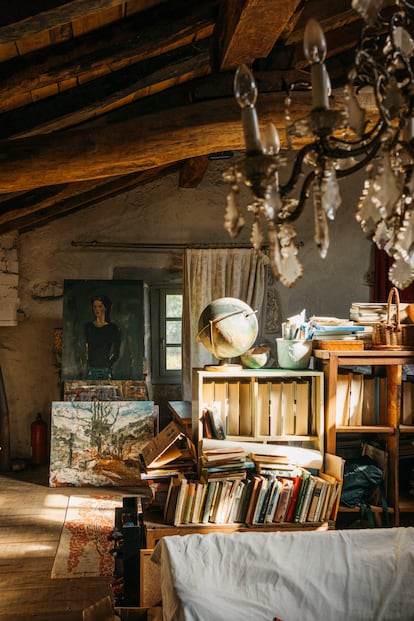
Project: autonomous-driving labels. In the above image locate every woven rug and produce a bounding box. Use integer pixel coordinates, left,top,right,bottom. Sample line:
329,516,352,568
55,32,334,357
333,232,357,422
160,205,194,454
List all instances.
51,494,122,579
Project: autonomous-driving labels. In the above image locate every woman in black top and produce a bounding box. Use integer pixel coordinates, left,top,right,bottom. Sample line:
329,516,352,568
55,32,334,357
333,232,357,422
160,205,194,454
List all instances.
84,295,121,380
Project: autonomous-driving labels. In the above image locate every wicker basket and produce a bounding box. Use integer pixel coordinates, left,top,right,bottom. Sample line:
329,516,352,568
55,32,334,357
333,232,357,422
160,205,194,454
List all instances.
372,287,414,350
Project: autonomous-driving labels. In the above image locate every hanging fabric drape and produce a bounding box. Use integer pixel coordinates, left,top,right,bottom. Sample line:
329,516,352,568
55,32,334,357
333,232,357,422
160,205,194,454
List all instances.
182,248,267,401
374,246,414,302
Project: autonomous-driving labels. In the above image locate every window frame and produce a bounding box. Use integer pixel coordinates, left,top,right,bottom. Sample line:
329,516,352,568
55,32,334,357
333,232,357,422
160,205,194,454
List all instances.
151,285,182,384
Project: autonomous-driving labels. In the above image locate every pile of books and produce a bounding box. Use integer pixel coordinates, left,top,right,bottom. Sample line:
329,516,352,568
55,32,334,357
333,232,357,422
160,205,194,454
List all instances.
310,316,366,342
139,421,198,511
199,444,255,482
349,302,410,324
139,420,197,479
349,302,414,348
162,450,344,527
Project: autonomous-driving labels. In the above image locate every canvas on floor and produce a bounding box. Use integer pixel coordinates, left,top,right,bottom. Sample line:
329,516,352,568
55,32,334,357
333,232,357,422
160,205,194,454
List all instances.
49,400,156,487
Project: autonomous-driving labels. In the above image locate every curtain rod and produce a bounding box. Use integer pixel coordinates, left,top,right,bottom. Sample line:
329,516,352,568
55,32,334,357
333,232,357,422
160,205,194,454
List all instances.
71,241,264,251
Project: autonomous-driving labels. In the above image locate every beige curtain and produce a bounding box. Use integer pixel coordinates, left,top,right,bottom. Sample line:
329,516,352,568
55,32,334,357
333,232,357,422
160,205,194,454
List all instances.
182,248,267,401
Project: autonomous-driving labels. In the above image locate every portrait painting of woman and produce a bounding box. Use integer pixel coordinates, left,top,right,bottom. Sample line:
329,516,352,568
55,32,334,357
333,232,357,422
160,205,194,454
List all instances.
85,295,121,380
61,280,145,381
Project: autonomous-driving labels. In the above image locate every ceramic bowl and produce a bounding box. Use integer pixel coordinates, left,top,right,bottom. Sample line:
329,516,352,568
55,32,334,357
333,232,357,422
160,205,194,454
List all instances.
240,346,270,369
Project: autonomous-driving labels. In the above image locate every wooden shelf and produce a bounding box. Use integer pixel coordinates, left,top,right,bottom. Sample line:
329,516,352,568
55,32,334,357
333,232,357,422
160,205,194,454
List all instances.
400,425,414,433
192,368,324,453
398,493,414,513
339,505,394,514
144,513,334,549
335,425,394,434
314,348,414,527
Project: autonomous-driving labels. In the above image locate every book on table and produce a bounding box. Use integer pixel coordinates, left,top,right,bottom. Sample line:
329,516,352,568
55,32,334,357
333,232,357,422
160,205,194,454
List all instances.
273,478,294,523
306,476,325,522
264,478,283,523
293,470,312,523
284,475,304,523
206,402,226,440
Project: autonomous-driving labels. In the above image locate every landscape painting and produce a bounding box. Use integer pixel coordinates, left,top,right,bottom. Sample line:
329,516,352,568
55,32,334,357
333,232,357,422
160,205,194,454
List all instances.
49,400,156,487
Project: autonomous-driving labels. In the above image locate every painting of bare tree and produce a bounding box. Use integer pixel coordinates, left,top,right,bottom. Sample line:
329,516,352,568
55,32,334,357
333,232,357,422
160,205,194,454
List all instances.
49,400,156,487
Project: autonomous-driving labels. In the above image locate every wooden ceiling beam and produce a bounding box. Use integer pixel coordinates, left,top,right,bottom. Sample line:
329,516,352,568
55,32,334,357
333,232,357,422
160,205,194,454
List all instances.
0,1,134,43
214,0,302,70
0,91,315,193
0,2,216,109
283,0,359,44
1,41,212,139
0,83,373,196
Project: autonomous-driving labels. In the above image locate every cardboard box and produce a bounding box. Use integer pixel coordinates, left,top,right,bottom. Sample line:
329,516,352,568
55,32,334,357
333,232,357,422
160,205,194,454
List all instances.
82,596,162,621
117,607,162,621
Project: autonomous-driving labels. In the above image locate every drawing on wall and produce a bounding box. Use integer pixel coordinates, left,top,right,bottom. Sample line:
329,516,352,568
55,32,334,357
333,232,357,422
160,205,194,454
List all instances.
49,400,156,487
61,280,144,381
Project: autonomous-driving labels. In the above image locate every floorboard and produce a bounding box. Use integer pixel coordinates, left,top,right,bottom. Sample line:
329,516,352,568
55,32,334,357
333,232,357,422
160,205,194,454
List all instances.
0,466,138,620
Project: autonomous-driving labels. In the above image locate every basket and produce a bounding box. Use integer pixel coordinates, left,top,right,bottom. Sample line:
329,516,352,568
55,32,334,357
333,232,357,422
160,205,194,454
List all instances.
372,287,414,350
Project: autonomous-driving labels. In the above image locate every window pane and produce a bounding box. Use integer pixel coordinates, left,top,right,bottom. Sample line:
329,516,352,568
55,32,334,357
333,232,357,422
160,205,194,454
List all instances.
166,346,181,370
166,294,182,318
166,320,181,344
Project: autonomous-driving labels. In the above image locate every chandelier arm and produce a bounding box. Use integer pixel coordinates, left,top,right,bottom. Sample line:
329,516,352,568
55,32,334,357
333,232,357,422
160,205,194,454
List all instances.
277,171,316,223
224,7,414,289
328,115,384,149
320,136,384,177
279,142,319,197
335,144,383,178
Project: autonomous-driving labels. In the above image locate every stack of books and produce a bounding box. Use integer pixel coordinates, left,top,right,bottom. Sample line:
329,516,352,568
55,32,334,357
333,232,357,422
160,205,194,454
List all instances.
335,370,388,427
139,420,197,479
349,302,410,324
162,451,344,527
349,302,414,348
199,444,254,482
309,316,367,349
139,421,198,514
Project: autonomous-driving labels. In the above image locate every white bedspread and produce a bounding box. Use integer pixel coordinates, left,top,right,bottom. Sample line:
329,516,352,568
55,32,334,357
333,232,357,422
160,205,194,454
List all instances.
151,527,414,621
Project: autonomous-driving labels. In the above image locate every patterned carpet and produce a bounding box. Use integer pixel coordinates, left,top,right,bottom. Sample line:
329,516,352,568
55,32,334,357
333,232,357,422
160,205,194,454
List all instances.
51,495,122,578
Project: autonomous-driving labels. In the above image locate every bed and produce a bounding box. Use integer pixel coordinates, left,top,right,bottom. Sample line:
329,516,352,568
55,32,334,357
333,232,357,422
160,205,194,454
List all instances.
151,527,414,621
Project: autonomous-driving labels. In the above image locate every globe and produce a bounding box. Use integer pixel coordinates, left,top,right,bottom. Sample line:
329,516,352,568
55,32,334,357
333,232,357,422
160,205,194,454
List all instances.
196,297,258,368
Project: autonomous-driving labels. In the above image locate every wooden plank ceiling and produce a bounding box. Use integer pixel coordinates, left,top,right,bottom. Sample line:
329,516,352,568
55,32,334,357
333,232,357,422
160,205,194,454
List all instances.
0,0,364,233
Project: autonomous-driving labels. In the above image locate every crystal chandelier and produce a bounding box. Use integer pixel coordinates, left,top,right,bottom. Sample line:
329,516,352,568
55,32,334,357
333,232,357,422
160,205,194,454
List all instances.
223,0,414,288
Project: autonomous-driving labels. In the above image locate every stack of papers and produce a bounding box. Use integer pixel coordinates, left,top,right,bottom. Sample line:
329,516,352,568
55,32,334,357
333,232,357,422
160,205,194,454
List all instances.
350,302,409,324
309,317,365,341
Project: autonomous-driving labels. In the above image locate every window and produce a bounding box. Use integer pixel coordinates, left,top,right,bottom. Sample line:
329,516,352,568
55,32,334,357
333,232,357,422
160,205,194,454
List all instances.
151,286,182,383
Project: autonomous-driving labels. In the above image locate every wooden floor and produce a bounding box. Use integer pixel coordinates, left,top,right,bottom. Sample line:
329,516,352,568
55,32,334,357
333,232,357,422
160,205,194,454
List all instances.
0,465,147,621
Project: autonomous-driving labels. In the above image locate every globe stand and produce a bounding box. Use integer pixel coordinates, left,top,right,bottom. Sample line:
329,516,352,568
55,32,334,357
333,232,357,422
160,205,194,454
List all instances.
196,297,259,373
204,359,242,372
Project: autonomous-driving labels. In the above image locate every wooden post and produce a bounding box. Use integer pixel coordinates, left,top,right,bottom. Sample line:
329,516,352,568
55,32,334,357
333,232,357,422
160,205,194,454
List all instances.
0,366,11,472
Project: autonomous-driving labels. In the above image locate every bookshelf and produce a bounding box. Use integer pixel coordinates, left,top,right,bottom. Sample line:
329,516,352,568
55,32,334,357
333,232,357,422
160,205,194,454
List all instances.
191,368,324,454
314,349,414,526
144,514,333,549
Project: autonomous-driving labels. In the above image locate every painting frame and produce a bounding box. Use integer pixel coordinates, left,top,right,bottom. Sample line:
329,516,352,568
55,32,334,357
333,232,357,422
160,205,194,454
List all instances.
49,400,157,487
61,279,144,381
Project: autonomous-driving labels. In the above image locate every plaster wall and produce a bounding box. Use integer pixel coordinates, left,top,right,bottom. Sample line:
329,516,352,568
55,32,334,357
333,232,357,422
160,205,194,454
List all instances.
0,159,372,459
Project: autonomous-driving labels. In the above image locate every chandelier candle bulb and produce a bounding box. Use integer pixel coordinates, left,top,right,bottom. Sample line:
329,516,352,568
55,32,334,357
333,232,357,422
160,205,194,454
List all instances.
310,63,330,110
234,64,262,152
304,18,329,110
223,2,414,290
263,123,280,155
